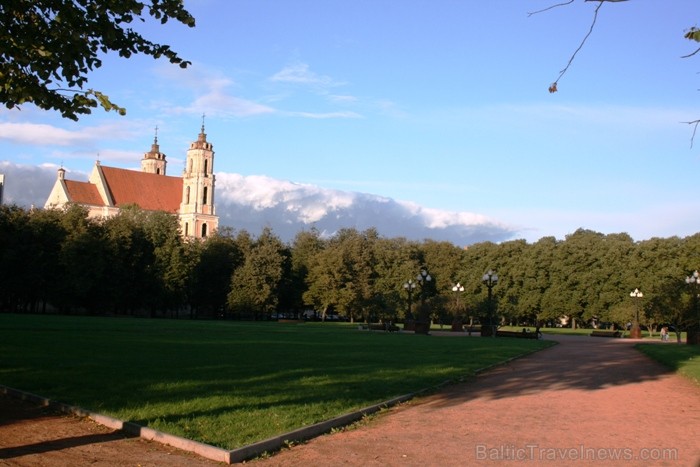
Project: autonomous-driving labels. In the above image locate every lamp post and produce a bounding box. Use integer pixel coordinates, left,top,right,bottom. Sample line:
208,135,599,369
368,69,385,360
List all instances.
482,270,499,337
685,270,699,345
417,269,432,304
452,282,465,332
403,279,417,325
629,288,643,339
414,269,432,334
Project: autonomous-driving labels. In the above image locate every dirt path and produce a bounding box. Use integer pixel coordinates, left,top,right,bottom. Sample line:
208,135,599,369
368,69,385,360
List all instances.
254,336,700,466
1,335,699,466
0,396,222,467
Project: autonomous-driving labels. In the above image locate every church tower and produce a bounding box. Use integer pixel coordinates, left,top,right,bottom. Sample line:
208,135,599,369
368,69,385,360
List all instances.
179,121,218,239
141,128,167,175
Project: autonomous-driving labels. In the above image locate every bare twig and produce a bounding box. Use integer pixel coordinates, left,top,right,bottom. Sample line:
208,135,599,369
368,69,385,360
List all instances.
681,46,700,59
548,1,605,92
527,0,574,17
683,120,700,149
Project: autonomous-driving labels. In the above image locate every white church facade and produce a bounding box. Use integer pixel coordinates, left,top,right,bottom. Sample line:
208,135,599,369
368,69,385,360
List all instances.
45,125,218,239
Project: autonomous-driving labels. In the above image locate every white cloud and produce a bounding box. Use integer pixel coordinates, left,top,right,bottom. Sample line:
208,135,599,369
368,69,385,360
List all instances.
284,111,362,119
0,122,137,147
214,172,515,244
188,93,275,118
158,62,276,118
269,62,342,88
0,162,516,245
328,95,358,103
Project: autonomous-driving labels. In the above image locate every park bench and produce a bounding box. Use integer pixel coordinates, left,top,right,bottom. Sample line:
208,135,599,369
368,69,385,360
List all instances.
365,323,400,332
590,330,622,338
495,330,540,339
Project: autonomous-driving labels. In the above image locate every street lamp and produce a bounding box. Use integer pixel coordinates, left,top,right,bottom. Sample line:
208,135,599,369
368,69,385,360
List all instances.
403,279,417,322
417,269,432,304
412,269,432,334
452,282,464,306
685,270,699,345
482,270,499,337
629,288,643,339
452,282,465,332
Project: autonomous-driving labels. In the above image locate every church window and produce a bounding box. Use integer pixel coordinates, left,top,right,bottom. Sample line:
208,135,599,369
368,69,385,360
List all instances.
201,223,208,237
184,222,189,237
202,186,208,205
204,159,208,174
185,186,190,204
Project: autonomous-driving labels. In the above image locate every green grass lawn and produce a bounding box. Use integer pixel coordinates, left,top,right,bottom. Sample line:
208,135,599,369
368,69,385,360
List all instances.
0,314,553,449
636,343,700,386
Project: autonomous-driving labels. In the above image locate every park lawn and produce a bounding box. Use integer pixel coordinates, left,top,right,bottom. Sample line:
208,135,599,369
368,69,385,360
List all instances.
636,343,700,386
0,314,554,450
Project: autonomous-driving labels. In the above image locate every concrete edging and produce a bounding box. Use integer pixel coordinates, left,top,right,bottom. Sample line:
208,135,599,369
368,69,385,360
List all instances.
0,384,415,464
0,385,231,463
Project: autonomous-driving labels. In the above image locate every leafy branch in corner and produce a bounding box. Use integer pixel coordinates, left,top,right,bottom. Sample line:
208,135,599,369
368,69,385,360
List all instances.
0,0,195,120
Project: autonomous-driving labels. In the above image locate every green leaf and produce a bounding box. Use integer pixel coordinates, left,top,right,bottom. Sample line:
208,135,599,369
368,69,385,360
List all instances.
684,27,700,43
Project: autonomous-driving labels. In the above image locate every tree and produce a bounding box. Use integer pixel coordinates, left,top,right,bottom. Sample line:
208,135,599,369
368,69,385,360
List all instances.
285,228,325,317
187,228,242,318
303,228,379,323
0,0,195,120
57,206,110,313
227,227,288,320
100,206,157,314
0,205,32,312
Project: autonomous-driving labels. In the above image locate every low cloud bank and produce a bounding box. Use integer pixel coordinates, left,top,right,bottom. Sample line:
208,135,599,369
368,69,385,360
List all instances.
0,162,517,245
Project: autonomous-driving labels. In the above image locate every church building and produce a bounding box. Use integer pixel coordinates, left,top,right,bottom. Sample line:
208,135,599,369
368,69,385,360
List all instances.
44,125,218,239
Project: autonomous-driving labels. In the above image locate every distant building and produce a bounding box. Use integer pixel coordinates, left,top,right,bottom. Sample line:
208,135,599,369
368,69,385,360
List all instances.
0,173,4,205
44,125,218,239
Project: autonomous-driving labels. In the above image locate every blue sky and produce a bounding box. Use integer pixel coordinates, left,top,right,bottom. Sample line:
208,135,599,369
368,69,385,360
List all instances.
1,0,699,244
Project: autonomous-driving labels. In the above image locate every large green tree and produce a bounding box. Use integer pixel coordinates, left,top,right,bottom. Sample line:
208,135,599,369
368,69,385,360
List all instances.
227,227,288,320
0,0,194,119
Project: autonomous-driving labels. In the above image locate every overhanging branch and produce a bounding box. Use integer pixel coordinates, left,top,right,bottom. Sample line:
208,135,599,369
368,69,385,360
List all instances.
527,1,574,17
683,120,700,148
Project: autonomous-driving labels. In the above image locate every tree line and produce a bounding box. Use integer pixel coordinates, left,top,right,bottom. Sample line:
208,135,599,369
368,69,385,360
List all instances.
1,204,699,336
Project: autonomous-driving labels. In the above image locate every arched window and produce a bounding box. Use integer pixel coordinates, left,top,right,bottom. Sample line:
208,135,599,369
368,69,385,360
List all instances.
201,223,208,238
156,168,160,175
184,222,189,237
204,159,208,175
202,186,208,205
185,186,190,204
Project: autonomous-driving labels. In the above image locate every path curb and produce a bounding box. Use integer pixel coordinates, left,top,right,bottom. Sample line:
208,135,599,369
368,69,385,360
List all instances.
0,384,414,464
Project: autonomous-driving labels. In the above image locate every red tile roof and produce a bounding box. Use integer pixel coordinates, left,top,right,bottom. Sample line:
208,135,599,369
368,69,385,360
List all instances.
100,166,182,213
64,180,103,206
